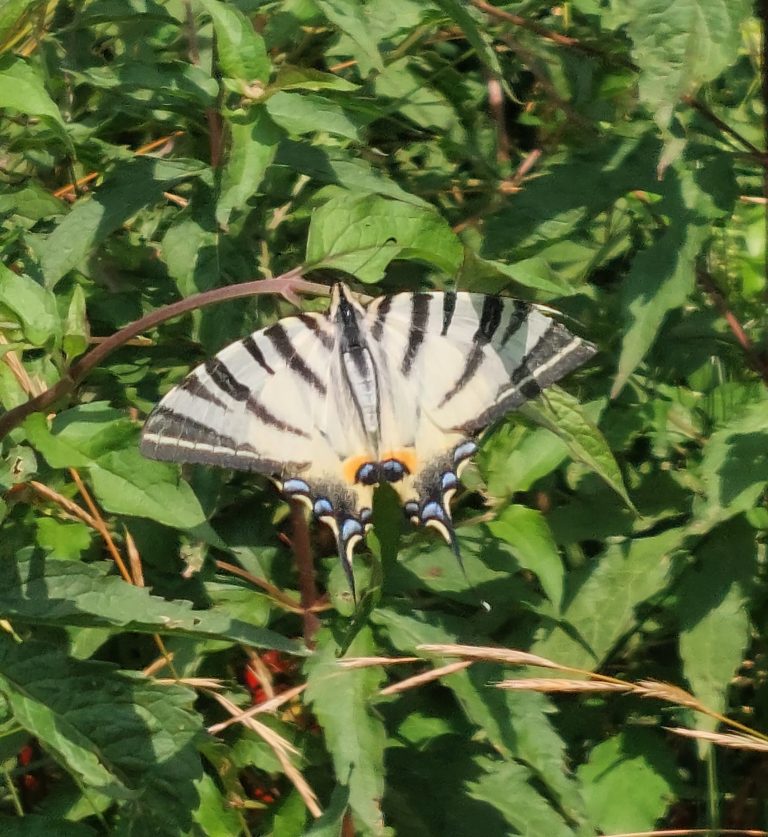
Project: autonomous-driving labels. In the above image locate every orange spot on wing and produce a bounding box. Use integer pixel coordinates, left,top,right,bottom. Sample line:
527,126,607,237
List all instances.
342,454,371,485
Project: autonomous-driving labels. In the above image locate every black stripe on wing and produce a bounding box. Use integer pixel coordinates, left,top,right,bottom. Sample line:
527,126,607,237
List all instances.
370,296,392,341
457,326,597,433
265,323,327,395
500,301,531,345
475,296,503,344
141,407,309,473
401,294,430,376
298,313,335,350
242,335,275,375
205,357,250,401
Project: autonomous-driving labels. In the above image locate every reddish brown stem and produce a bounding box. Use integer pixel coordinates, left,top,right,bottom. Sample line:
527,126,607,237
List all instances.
290,500,321,647
698,269,768,387
0,271,328,440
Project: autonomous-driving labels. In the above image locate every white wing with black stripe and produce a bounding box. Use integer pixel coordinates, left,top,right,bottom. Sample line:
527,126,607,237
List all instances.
141,283,596,597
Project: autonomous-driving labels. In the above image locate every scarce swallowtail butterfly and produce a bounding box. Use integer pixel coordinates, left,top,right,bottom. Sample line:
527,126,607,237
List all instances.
140,284,596,599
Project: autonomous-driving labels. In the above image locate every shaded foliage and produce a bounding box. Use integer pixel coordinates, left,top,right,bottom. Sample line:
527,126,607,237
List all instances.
0,0,766,834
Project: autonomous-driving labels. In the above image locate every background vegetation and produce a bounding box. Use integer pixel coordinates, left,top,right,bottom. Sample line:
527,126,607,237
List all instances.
0,0,766,834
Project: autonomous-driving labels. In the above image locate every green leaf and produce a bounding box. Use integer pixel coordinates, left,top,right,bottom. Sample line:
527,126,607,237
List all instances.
305,627,387,834
692,399,768,532
315,0,384,74
480,398,604,499
613,163,734,396
523,388,635,510
624,0,752,137
272,65,359,92
0,264,60,347
373,607,590,826
533,528,687,669
678,520,756,735
0,55,70,147
276,142,430,206
29,157,206,289
468,758,573,837
198,0,270,83
0,634,203,833
487,504,564,610
577,730,679,833
266,90,360,140
88,448,209,530
0,554,307,654
63,283,89,360
35,517,92,559
307,193,462,282
24,404,134,468
216,107,282,228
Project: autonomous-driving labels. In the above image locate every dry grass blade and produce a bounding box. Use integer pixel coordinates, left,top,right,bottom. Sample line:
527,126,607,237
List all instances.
207,689,321,817
497,678,632,693
418,643,563,670
157,677,223,690
665,727,768,752
634,680,707,711
339,656,421,669
208,683,307,734
379,661,471,696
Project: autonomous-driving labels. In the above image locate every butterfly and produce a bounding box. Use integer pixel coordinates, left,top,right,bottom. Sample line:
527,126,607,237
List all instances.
140,283,596,598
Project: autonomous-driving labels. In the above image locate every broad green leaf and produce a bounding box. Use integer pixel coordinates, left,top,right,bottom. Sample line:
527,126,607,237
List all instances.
533,528,687,669
0,635,203,833
272,65,359,92
577,730,679,833
276,142,430,206
35,517,92,559
0,264,60,347
487,504,564,610
523,389,635,510
198,0,270,83
678,520,755,735
373,607,590,826
692,399,768,532
63,283,89,360
315,0,384,74
307,193,462,282
613,163,735,396
191,772,243,836
0,55,70,147
29,157,206,289
374,58,455,131
468,758,573,837
0,554,306,654
88,448,209,530
305,627,386,835
266,90,360,140
24,404,135,468
624,0,752,137
216,107,282,228
483,135,659,257
480,398,604,498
